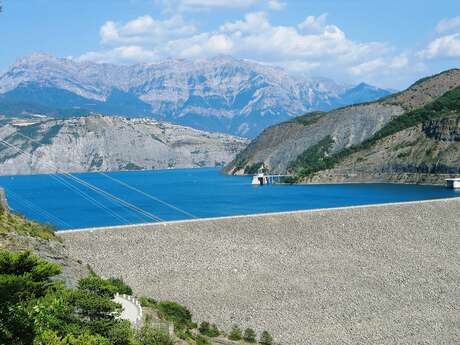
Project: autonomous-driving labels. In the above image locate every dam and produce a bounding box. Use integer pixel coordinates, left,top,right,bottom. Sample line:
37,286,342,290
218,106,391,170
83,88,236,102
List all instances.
61,198,460,345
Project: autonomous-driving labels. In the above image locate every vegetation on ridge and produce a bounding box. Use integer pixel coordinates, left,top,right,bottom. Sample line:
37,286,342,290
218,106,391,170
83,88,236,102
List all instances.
1,199,281,345
0,209,55,240
288,85,460,181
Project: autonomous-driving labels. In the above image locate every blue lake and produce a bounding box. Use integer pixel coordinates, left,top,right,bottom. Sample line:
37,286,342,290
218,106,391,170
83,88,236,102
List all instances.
0,168,458,230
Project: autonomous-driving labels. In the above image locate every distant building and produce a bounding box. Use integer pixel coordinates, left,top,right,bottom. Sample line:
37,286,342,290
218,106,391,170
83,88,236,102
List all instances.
446,178,460,189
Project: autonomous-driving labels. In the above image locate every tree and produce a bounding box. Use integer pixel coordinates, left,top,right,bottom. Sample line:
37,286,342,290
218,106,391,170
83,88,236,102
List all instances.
34,329,111,345
199,322,219,337
199,321,210,334
107,277,132,295
243,328,257,343
228,325,242,341
259,331,274,345
0,250,61,344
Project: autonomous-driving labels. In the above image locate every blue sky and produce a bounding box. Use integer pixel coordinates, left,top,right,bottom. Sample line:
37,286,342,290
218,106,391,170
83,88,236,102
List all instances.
1,0,459,88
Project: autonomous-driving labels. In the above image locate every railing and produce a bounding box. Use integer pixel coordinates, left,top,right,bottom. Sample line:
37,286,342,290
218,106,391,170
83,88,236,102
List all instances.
114,293,143,327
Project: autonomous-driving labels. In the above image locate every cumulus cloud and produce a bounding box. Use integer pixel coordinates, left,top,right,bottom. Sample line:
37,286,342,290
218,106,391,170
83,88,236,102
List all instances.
419,33,460,60
298,13,328,33
99,15,196,46
268,0,286,11
80,11,411,86
436,16,460,33
418,16,460,60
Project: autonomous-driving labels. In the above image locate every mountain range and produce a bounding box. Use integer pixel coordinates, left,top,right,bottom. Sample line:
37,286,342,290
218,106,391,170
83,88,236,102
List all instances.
0,53,392,138
224,69,460,184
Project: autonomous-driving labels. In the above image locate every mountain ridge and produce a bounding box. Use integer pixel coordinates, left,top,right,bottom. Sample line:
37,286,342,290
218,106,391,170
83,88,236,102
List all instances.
224,68,460,178
0,53,392,137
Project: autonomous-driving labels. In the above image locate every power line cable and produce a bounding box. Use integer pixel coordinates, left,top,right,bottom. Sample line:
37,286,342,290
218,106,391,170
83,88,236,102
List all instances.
0,138,164,223
14,131,196,219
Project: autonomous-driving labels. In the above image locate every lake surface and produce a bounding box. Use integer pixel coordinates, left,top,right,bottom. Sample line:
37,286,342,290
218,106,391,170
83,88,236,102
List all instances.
0,168,458,230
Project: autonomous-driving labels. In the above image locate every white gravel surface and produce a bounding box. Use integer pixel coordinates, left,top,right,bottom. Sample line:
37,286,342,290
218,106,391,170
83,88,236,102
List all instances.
61,198,460,345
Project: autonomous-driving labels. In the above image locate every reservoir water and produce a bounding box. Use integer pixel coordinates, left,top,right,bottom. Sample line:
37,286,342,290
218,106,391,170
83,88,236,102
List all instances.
0,168,458,230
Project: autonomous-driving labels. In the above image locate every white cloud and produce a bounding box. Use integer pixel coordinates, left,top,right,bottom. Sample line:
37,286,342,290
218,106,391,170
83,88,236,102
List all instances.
220,12,270,33
179,0,257,9
436,16,460,33
80,11,410,86
99,15,196,46
419,33,460,60
298,13,328,33
268,0,285,11
349,54,409,76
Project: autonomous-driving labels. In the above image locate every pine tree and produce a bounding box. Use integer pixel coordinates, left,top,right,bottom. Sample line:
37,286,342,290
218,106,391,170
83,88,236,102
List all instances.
228,325,242,341
260,331,274,345
243,328,257,343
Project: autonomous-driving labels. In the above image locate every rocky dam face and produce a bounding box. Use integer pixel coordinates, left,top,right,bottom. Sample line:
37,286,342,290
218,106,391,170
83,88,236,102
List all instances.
61,198,460,345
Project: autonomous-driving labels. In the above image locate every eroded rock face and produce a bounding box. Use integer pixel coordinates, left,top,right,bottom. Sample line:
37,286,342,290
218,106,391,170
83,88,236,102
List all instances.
423,116,460,141
309,115,460,184
0,115,249,175
225,69,460,175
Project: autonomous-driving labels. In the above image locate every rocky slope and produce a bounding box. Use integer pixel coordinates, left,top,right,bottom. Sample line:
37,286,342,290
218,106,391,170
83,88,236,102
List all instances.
0,208,89,287
307,111,460,185
0,115,249,175
225,69,460,175
0,53,391,137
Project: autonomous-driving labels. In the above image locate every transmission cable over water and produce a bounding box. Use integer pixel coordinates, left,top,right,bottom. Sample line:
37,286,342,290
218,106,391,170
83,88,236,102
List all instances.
5,189,71,228
0,138,164,223
14,131,197,219
51,173,133,225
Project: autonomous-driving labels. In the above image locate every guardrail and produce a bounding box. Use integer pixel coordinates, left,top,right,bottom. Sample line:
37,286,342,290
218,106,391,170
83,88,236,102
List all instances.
114,293,143,327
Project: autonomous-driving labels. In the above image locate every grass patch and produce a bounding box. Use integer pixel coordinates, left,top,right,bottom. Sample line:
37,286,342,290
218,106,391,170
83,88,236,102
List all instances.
0,210,55,240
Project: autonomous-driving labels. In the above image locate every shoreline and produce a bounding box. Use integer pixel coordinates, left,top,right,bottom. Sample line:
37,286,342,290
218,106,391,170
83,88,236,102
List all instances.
60,195,460,233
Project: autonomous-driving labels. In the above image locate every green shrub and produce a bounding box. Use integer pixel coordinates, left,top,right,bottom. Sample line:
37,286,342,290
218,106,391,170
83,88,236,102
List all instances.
107,277,133,295
139,296,158,308
243,328,257,343
77,274,117,298
244,162,263,175
228,325,242,341
288,136,335,177
78,274,133,298
199,321,220,337
260,331,274,345
0,211,55,239
195,334,211,345
156,301,192,331
135,325,173,345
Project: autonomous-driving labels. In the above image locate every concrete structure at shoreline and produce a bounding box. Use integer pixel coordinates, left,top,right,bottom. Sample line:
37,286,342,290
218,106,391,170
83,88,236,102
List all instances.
61,198,460,345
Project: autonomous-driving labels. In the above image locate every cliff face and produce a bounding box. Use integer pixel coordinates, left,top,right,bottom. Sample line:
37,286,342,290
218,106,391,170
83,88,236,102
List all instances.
306,114,460,185
0,115,249,175
224,69,460,175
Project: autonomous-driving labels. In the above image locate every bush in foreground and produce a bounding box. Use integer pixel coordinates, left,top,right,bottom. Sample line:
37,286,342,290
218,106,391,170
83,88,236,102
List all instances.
228,325,242,341
260,331,274,345
243,328,257,343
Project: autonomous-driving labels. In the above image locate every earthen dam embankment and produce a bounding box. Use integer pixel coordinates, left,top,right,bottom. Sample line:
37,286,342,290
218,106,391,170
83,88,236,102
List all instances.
61,198,460,345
